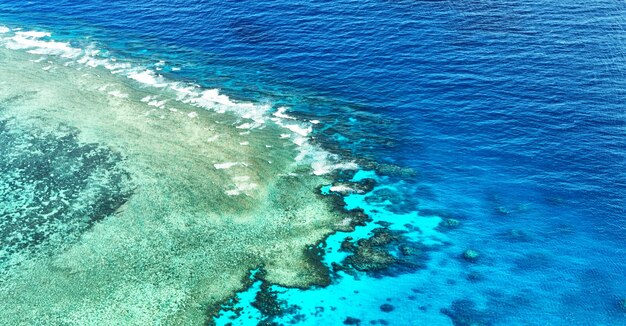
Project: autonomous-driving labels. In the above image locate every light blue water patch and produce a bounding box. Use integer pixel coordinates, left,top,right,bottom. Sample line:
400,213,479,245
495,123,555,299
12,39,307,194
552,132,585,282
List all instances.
214,270,263,326
216,170,454,325
320,185,332,196
351,170,378,182
2,0,626,323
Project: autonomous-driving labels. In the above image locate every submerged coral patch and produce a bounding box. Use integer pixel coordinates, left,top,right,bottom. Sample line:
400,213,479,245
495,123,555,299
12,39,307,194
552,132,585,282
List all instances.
0,119,132,270
342,228,430,276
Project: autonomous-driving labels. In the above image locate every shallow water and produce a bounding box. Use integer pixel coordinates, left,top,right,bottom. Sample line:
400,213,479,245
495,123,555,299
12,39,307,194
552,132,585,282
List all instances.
1,1,625,325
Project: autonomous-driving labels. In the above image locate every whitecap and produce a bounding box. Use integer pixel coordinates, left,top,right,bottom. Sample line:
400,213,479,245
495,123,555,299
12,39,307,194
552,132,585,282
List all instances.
214,162,246,170
127,70,167,87
15,31,50,38
236,122,254,129
108,90,129,98
273,107,296,120
148,99,167,109
6,33,81,58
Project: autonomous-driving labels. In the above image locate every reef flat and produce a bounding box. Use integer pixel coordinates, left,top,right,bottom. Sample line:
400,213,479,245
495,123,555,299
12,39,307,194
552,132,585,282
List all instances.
0,31,354,324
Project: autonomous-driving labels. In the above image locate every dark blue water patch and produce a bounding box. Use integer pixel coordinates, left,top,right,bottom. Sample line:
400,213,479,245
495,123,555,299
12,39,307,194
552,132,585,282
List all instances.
0,117,133,270
1,0,626,324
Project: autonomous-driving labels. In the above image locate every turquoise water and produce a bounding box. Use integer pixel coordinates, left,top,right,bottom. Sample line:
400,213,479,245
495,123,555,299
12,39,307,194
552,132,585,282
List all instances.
1,0,625,325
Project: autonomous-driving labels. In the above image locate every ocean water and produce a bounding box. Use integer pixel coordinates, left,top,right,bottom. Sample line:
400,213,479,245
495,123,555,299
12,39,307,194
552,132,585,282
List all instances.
0,0,625,325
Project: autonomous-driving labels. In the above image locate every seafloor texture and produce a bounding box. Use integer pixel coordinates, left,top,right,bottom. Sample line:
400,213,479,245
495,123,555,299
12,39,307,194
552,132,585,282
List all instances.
1,0,626,325
0,37,355,324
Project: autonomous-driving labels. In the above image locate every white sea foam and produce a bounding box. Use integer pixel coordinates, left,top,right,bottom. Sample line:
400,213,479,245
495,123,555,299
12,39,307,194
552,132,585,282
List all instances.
283,124,311,137
236,122,254,129
273,107,296,120
214,162,246,170
15,31,50,38
329,185,354,193
128,70,167,87
0,24,360,177
148,99,167,109
6,33,81,58
188,89,268,129
312,161,359,176
108,90,129,98
292,137,307,147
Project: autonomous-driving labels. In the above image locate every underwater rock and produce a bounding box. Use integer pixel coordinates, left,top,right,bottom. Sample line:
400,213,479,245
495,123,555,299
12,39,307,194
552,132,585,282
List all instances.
367,228,398,246
0,121,132,268
495,206,511,215
502,229,531,242
512,252,552,271
440,218,461,229
618,298,626,312
546,196,564,205
340,237,356,252
371,163,417,178
364,187,418,214
345,245,397,272
399,244,420,256
303,244,332,287
343,228,428,276
441,299,494,326
343,316,361,325
251,282,283,318
230,17,275,44
331,262,346,273
466,271,484,283
335,208,372,231
358,177,378,192
379,304,394,313
462,249,480,263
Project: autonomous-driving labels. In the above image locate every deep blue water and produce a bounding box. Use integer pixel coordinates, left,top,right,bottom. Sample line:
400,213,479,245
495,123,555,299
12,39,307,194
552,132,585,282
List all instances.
1,0,625,324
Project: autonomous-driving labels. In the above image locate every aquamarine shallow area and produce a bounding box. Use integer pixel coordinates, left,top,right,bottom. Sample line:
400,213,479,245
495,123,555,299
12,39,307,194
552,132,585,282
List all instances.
1,0,626,325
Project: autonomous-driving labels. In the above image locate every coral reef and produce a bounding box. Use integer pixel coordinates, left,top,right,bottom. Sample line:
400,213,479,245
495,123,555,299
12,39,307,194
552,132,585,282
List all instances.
342,228,429,276
461,249,480,263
